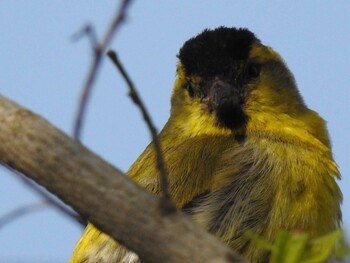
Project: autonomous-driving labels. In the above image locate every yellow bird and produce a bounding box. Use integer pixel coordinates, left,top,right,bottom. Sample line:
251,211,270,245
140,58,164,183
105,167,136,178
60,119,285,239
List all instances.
70,27,342,263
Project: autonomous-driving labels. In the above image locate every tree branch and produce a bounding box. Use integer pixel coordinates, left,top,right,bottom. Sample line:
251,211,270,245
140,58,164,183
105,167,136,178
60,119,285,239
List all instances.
0,95,244,263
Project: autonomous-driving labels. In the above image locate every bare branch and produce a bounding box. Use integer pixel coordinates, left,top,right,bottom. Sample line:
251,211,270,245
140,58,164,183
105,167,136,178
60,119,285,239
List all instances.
0,95,244,263
73,0,134,140
107,50,175,213
3,0,134,231
4,0,134,230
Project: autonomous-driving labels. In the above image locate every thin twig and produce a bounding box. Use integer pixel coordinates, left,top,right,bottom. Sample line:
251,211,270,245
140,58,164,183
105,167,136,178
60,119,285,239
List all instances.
0,200,49,229
107,50,175,213
2,164,85,227
73,0,134,140
71,24,98,50
72,24,98,50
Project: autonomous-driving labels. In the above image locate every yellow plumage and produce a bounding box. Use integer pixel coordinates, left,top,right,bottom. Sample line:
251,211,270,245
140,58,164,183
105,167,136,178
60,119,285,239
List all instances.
70,27,342,263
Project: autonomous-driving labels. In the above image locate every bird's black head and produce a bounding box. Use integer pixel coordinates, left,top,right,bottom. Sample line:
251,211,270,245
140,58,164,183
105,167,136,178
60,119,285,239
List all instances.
176,27,260,130
178,27,259,77
172,27,303,135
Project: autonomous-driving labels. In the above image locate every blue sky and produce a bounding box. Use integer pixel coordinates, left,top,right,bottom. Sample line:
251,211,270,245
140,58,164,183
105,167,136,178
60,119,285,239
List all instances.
0,1,349,262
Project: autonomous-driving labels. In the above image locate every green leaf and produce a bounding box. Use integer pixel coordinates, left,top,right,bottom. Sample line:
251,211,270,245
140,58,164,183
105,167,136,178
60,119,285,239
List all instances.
249,230,346,263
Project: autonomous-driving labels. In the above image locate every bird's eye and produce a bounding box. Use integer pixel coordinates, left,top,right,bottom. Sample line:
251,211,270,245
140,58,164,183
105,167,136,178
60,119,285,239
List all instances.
183,82,194,97
246,63,261,79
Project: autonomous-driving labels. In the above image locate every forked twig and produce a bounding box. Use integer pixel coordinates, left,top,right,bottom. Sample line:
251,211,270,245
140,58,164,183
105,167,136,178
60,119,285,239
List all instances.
107,50,175,213
73,0,134,140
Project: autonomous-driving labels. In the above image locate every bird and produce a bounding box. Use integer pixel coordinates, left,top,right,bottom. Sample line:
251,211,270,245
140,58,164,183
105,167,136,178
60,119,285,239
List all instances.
69,27,342,263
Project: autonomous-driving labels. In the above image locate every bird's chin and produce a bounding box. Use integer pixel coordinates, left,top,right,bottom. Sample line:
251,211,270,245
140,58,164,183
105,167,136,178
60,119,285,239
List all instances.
204,99,247,130
215,106,247,130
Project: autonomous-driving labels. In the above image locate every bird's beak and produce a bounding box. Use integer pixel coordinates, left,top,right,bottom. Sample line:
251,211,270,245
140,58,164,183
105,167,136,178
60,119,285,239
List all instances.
204,77,246,129
206,78,242,113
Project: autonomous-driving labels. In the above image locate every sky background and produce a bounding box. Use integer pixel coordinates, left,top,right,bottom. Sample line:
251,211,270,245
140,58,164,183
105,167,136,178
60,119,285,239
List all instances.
0,1,349,262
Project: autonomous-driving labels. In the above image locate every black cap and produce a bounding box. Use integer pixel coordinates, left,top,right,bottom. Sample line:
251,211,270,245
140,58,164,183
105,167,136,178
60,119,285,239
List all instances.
178,27,258,77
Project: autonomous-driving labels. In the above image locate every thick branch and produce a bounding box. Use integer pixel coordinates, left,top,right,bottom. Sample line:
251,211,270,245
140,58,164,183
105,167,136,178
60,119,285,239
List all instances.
0,95,244,263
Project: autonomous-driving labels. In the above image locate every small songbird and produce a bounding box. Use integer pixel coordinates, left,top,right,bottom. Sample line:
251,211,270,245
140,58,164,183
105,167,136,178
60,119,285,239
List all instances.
70,27,342,263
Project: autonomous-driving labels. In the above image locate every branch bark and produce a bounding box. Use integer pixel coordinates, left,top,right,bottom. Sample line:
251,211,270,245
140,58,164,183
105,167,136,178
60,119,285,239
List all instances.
0,95,244,263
